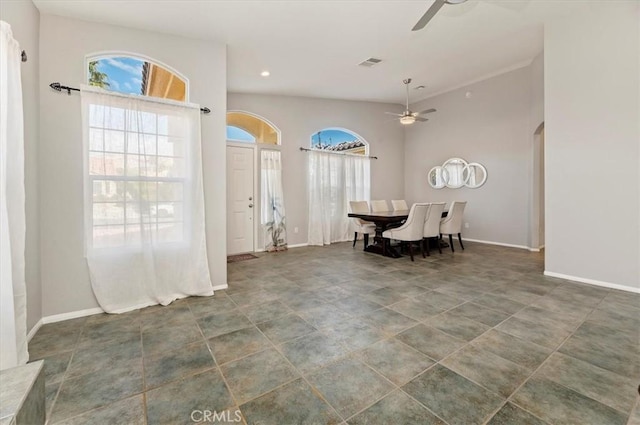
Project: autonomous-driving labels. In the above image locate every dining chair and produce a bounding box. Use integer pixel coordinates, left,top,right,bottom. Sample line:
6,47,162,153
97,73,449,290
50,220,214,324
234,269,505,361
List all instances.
423,202,446,256
391,200,409,211
349,200,375,249
440,201,467,252
382,203,429,261
370,200,389,213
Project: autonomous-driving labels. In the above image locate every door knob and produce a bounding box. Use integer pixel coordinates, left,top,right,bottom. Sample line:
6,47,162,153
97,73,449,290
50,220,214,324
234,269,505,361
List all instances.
248,204,254,208
249,196,253,201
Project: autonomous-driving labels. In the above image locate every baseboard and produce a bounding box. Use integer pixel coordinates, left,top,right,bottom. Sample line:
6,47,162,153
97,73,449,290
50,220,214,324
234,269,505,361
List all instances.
543,271,640,294
287,243,308,249
212,284,229,291
42,307,104,325
462,238,535,251
26,319,43,342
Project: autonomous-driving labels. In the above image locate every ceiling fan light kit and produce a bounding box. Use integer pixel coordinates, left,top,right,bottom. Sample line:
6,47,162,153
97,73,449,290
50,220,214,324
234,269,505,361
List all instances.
385,78,436,125
400,115,416,125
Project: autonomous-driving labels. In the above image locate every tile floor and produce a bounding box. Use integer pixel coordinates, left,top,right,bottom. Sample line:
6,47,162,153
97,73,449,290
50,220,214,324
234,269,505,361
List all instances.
29,242,640,425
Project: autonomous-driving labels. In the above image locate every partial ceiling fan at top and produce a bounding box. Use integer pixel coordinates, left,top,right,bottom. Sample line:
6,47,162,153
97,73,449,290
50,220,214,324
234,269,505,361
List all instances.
412,0,530,31
385,78,436,125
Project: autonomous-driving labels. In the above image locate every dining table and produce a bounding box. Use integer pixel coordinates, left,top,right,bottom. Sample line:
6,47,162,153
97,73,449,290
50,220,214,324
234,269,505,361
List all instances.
348,210,409,258
348,208,450,258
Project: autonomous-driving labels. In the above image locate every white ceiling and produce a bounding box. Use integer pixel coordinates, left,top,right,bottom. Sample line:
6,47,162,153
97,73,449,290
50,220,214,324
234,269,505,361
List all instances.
32,0,586,105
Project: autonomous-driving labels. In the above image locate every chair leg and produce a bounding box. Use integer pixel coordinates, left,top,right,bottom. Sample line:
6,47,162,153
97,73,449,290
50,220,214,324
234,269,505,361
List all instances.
353,232,358,248
364,233,369,249
449,234,454,252
420,240,425,258
458,233,464,250
437,236,442,254
382,238,387,256
425,238,430,256
408,241,414,262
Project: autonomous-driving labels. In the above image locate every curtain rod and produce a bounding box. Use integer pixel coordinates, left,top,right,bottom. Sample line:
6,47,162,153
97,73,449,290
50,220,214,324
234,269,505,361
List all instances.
299,146,378,159
48,82,211,114
21,50,27,62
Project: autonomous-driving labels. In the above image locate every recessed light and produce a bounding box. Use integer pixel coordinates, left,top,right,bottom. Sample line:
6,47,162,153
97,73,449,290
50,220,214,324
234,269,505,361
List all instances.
261,70,270,77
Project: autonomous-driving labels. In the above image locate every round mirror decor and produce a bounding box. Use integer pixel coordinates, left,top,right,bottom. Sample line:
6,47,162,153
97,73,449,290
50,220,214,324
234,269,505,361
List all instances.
428,166,448,189
462,162,488,188
428,158,487,189
442,158,468,189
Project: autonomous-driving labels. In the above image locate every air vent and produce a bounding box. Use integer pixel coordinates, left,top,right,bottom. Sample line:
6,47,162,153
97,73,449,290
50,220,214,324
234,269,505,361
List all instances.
358,57,382,67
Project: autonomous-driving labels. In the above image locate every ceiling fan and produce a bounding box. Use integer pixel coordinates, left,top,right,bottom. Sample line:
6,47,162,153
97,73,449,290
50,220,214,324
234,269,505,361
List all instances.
412,0,529,31
385,78,436,125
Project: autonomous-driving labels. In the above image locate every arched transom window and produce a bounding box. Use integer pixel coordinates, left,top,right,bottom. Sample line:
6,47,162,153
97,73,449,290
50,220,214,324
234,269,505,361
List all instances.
311,128,368,155
227,112,279,145
87,55,188,102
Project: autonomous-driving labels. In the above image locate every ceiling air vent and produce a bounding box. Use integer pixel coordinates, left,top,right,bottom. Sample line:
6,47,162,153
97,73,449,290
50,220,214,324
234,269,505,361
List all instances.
358,57,382,67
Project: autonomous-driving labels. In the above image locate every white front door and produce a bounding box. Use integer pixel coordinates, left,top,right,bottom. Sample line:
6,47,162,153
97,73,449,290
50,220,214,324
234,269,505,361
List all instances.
226,145,254,254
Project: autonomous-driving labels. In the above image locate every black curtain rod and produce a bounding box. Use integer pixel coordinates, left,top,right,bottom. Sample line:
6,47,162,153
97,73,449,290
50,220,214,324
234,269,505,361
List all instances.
21,50,27,62
299,146,378,160
48,82,211,114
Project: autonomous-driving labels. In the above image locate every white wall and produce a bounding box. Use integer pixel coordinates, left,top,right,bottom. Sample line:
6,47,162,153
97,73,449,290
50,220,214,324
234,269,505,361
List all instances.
404,65,538,248
530,52,545,249
544,2,640,290
228,93,406,247
1,0,41,331
39,15,227,317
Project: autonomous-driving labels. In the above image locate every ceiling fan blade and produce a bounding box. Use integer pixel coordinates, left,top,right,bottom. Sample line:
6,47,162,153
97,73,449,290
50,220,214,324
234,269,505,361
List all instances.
415,117,429,122
412,0,447,31
385,112,404,116
417,108,437,115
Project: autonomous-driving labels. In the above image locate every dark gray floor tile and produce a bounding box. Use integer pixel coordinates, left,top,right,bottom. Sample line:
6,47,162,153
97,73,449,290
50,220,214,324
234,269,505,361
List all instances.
471,329,553,371
332,296,384,316
537,352,637,413
511,376,627,425
514,305,583,332
279,332,347,373
322,318,386,351
361,287,408,306
240,300,292,324
347,389,445,425
67,333,142,379
358,338,435,385
45,382,60,419
487,402,549,425
473,294,526,314
425,312,490,342
441,345,530,398
144,341,215,389
402,365,504,425
49,358,143,423
146,369,235,425
575,318,639,347
361,308,417,335
630,403,640,425
142,321,203,356
140,304,194,331
208,326,271,365
306,357,394,419
229,289,279,308
315,286,355,303
240,378,340,425
220,348,299,404
282,291,328,311
449,302,511,327
257,313,317,344
187,294,237,318
496,316,571,349
29,328,80,360
396,324,465,360
558,333,640,377
388,298,445,321
299,304,353,329
52,395,145,425
416,290,466,310
40,351,71,385
197,310,253,339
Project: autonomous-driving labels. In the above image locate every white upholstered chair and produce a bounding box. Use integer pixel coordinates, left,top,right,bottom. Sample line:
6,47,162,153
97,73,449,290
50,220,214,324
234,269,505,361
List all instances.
423,202,446,256
440,201,467,252
391,200,409,211
370,200,389,213
349,201,375,249
382,203,429,261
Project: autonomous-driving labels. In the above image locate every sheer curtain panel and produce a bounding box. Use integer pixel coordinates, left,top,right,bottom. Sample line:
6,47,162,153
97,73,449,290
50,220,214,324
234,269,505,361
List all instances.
308,150,370,245
261,150,287,251
81,86,213,313
0,21,28,369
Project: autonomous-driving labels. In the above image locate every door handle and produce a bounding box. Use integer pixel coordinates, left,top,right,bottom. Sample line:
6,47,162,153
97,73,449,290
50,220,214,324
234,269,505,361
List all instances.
248,204,254,208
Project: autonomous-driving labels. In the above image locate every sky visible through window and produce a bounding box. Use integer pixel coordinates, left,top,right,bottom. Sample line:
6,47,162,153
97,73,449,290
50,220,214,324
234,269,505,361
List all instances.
90,57,144,95
311,129,360,149
227,126,256,142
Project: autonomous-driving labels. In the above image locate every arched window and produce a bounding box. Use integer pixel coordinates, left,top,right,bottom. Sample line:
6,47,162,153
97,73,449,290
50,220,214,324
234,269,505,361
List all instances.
86,54,188,102
311,128,368,155
226,112,280,145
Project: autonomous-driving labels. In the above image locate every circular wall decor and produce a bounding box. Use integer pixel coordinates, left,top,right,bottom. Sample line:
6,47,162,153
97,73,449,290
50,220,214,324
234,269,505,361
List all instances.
428,166,449,189
428,157,487,189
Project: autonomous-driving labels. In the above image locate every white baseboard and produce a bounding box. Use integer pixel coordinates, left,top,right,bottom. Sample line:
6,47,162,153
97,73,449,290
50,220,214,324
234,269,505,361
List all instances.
543,271,640,294
287,243,308,249
27,319,43,342
462,238,536,251
212,284,229,291
42,307,104,325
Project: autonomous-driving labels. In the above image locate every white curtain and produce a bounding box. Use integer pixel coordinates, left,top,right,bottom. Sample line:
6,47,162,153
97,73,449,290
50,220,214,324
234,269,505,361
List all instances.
0,21,28,369
261,150,287,251
308,150,370,245
81,86,213,313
